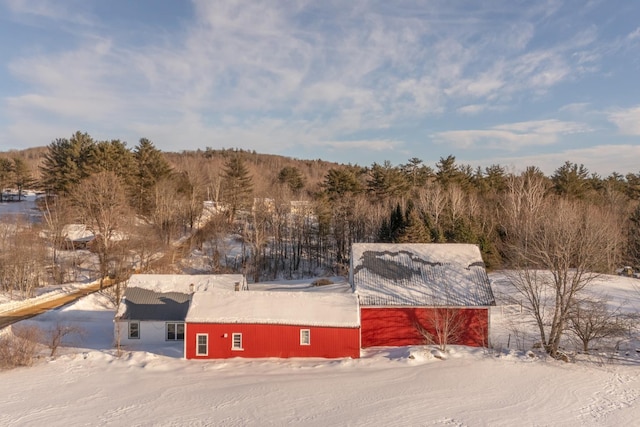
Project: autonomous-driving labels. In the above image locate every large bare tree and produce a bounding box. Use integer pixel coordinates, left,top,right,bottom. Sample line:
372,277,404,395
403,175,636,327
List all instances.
71,171,132,286
502,172,621,357
149,177,189,245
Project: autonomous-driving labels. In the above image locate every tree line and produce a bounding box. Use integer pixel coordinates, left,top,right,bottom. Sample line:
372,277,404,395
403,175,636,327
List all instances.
2,132,640,357
1,132,639,291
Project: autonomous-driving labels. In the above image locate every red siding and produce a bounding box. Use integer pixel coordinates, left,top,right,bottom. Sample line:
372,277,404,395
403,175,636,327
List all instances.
360,307,489,348
186,323,360,359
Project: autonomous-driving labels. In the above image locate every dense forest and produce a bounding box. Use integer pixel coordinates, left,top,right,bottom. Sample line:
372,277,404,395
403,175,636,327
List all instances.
1,131,639,297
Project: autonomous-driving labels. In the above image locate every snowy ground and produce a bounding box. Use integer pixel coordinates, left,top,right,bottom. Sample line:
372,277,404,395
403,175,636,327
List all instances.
1,274,640,426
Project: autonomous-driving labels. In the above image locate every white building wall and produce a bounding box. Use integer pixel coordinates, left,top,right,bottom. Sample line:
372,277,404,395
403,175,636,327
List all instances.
114,320,184,347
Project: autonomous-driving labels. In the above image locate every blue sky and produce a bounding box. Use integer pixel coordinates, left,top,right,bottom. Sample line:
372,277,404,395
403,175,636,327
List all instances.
1,0,639,175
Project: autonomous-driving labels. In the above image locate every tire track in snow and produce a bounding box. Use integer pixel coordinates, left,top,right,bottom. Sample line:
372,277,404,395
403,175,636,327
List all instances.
426,418,467,426
579,370,640,424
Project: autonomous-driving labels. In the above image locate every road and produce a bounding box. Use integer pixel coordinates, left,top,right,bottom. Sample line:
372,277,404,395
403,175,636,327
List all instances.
0,232,196,330
0,279,113,330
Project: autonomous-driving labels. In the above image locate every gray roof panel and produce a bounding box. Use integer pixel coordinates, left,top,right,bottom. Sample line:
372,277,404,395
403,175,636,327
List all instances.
119,287,191,321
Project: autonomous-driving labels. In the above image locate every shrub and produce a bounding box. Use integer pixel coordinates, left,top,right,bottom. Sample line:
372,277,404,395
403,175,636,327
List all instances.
46,321,86,358
0,325,42,369
312,278,333,287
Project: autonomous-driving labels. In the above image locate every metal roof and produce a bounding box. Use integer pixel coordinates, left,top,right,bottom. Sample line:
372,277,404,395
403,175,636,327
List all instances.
351,243,495,307
117,287,191,321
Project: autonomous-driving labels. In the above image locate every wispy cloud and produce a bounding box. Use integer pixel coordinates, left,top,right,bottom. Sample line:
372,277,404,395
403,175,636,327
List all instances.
3,2,599,129
0,0,636,172
608,106,640,135
473,144,640,176
5,0,93,26
434,120,592,150
628,27,640,40
559,102,591,113
457,104,489,115
322,138,401,151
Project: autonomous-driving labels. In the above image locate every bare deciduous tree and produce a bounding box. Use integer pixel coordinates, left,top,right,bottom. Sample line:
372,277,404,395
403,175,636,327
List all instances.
38,194,73,265
71,171,132,287
174,157,207,230
417,183,446,240
568,298,631,353
416,308,466,351
149,177,188,245
503,185,621,358
446,184,466,226
128,221,164,273
0,222,47,298
46,321,85,358
244,199,272,282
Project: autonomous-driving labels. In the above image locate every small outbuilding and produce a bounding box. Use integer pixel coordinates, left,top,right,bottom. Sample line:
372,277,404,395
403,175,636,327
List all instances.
185,291,360,359
350,243,495,348
61,224,95,250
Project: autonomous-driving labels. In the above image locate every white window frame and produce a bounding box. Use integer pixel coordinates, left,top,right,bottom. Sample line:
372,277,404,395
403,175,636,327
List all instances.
166,322,185,341
196,333,208,356
232,333,243,351
128,321,140,339
300,329,311,346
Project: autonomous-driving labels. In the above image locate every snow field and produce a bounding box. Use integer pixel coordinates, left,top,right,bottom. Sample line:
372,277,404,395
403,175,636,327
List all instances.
1,273,640,426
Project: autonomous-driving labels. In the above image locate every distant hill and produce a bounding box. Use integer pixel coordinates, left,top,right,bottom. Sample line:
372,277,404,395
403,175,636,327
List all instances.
0,145,346,196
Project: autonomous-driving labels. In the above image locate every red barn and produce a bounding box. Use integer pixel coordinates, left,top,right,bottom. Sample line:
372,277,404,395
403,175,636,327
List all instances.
350,243,495,348
185,291,360,359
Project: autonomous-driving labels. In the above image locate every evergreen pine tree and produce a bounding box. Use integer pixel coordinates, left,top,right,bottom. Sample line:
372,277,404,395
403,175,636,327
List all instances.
39,131,96,194
377,217,391,242
93,140,136,186
132,138,172,215
278,166,305,193
398,203,431,243
551,161,590,198
222,156,254,222
11,157,35,200
389,203,405,242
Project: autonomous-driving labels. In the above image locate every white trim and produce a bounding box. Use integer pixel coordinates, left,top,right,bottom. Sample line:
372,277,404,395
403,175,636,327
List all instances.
128,321,140,339
231,333,243,351
183,323,188,359
166,322,185,341
196,333,208,356
300,329,311,346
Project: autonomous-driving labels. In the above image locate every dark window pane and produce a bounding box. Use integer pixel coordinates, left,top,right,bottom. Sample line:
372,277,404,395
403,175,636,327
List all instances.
177,323,185,340
197,335,207,355
129,322,139,339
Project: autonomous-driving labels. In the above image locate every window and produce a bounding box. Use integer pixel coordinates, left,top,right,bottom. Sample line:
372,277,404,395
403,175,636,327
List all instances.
300,329,310,346
166,322,185,341
128,321,140,339
232,333,243,350
196,334,208,356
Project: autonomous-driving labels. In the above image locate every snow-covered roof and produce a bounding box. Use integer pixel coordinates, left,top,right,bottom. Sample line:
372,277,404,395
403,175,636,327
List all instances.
62,224,94,242
186,291,360,327
351,243,495,307
115,274,247,320
126,274,245,293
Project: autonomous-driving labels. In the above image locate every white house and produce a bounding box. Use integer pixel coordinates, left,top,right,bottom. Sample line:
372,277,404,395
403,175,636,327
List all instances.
114,274,246,350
